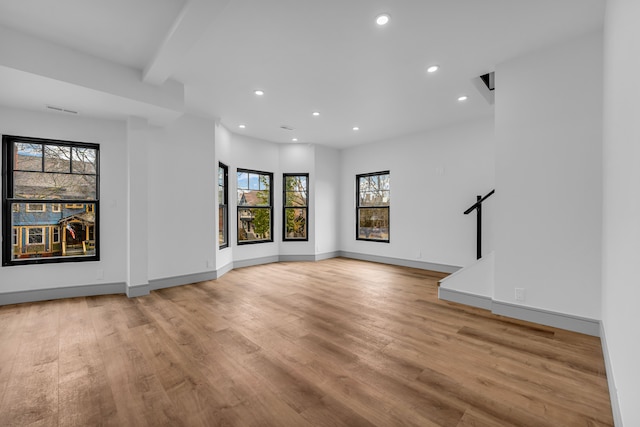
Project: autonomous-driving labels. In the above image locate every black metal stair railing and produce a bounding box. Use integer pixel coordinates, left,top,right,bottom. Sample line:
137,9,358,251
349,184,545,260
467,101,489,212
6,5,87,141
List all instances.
463,189,495,260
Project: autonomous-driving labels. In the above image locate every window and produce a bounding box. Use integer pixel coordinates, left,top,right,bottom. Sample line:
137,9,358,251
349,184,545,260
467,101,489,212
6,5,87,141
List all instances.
283,173,308,241
26,203,45,212
27,227,43,245
356,171,390,242
2,135,99,265
237,169,272,244
218,163,228,249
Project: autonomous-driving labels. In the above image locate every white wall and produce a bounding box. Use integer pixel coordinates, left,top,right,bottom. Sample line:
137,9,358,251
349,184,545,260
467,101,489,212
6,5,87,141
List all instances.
494,31,603,319
215,123,234,270
279,143,316,256
339,117,495,268
230,133,281,262
147,114,216,281
315,145,341,256
0,106,128,291
602,0,640,424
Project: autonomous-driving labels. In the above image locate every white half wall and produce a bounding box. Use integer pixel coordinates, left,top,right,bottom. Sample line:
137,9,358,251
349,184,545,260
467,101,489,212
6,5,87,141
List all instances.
494,31,603,321
602,0,640,424
339,117,495,269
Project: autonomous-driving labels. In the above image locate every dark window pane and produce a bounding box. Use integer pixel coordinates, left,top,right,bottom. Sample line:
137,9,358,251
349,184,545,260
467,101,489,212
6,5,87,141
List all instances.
285,191,307,207
14,143,42,171
219,206,227,245
14,171,97,200
72,147,97,174
28,227,43,244
248,173,260,190
237,171,249,190
357,208,389,241
238,208,271,242
44,145,71,173
285,208,307,239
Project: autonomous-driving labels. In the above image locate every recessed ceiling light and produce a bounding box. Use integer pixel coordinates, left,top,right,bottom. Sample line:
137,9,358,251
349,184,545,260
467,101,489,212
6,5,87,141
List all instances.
426,65,439,73
254,90,264,96
312,111,320,117
292,138,298,142
238,124,246,129
376,13,390,26
457,95,468,102
353,126,360,131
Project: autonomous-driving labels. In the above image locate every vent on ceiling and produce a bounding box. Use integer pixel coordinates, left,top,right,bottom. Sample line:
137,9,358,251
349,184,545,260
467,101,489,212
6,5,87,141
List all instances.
479,72,495,91
472,71,495,105
46,105,78,114
280,125,294,131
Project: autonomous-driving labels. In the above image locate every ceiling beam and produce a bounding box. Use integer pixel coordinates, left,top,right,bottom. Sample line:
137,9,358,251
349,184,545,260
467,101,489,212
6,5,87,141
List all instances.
143,0,230,85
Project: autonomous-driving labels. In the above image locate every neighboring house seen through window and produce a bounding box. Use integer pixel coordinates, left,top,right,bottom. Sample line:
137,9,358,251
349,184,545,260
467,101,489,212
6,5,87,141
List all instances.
2,135,99,266
356,171,390,242
237,169,273,244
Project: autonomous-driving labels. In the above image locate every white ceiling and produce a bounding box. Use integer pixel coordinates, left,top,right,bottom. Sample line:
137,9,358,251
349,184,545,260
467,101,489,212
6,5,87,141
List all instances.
0,0,605,148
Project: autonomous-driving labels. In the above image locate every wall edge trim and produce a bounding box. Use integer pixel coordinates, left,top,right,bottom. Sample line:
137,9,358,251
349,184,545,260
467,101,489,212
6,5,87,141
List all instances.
0,282,126,305
339,251,461,274
600,321,623,426
491,299,601,336
438,287,493,310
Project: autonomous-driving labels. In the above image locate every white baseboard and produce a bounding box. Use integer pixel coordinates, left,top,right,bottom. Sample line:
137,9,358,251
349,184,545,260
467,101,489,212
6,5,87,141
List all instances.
0,282,126,305
600,321,623,426
233,255,280,269
438,287,493,310
438,289,601,337
0,252,458,305
149,270,218,291
491,300,600,336
339,251,461,274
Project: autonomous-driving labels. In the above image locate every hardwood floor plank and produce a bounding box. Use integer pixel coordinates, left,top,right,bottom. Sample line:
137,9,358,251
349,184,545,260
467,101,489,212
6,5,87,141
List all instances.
0,302,60,426
0,258,613,426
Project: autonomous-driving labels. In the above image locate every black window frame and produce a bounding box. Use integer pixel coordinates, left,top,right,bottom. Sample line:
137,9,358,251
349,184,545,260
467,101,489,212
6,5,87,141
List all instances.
356,170,390,243
218,162,229,249
236,168,273,245
2,135,100,266
282,173,309,242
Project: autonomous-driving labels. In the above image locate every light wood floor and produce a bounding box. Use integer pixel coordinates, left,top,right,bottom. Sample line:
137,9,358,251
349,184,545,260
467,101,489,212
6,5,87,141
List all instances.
0,258,613,426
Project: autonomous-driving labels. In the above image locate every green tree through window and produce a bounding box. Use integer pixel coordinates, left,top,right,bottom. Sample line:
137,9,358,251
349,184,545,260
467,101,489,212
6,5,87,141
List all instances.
283,174,308,241
237,169,273,244
356,171,390,242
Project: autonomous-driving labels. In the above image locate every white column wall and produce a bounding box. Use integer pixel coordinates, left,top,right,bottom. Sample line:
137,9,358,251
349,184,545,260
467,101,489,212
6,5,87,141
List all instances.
279,143,316,257
126,117,150,294
314,145,341,256
602,0,640,424
215,122,234,271
146,114,217,281
494,31,603,318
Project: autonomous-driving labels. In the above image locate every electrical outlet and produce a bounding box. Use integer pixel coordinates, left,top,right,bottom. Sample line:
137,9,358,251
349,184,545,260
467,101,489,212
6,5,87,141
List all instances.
96,269,104,280
206,259,214,268
515,288,526,301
